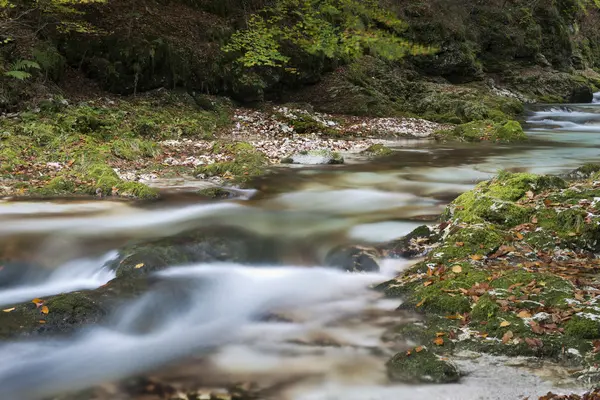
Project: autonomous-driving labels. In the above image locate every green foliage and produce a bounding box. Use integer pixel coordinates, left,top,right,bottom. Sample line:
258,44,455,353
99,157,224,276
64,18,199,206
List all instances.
223,0,432,71
2,60,40,81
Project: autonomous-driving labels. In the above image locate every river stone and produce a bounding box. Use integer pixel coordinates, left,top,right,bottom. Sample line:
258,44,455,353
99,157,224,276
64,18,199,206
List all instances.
324,245,380,272
387,350,460,384
281,149,344,165
569,86,593,103
378,225,439,258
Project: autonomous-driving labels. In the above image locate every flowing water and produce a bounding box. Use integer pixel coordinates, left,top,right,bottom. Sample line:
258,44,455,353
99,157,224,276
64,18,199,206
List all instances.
1,97,600,400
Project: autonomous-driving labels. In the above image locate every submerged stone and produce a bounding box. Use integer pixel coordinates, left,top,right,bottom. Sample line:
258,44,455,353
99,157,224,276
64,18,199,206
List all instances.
281,149,344,165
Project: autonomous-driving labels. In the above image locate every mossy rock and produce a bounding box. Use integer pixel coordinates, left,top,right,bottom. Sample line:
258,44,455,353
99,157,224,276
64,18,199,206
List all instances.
195,141,268,184
433,224,504,262
401,264,490,315
110,229,278,279
281,149,344,165
361,144,394,157
387,350,460,384
436,120,526,143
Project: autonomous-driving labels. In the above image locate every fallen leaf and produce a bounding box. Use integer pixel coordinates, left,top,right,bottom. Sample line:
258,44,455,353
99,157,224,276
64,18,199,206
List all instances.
452,265,463,273
531,216,538,224
41,305,49,315
39,320,46,324
415,346,424,353
526,190,534,199
500,321,511,327
31,298,45,308
455,242,465,247
433,337,444,346
436,332,446,337
517,310,532,318
406,350,412,356
2,307,15,313
416,298,426,307
544,199,552,207
134,263,145,269
502,330,514,344
515,232,524,240
470,254,483,261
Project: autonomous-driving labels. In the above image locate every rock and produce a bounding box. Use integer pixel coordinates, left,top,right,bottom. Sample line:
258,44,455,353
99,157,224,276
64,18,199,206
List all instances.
378,225,440,258
361,144,394,157
324,245,380,272
109,229,277,279
569,86,593,104
386,350,460,384
281,149,344,165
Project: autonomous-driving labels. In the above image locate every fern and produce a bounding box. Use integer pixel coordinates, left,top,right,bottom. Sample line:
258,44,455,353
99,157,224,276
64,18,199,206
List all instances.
11,60,41,71
4,70,32,80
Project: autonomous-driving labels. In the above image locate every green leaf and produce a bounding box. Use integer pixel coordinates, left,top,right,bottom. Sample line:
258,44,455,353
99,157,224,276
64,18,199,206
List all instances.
4,70,32,80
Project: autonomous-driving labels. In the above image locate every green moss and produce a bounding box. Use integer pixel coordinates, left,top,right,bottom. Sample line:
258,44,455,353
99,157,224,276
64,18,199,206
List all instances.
405,264,490,314
116,182,158,199
433,225,504,261
361,144,394,157
487,171,567,201
437,119,527,143
35,176,77,196
446,191,531,227
564,316,600,339
111,138,159,160
386,350,459,384
195,141,268,183
491,270,573,307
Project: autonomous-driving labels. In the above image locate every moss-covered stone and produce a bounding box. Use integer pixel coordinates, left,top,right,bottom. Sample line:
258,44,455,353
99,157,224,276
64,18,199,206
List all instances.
195,141,268,184
436,120,527,143
387,350,460,384
361,144,394,157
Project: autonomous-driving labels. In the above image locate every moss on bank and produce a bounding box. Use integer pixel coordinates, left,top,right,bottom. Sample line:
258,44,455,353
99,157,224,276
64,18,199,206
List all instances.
0,91,233,198
436,120,527,143
194,141,268,184
383,168,600,367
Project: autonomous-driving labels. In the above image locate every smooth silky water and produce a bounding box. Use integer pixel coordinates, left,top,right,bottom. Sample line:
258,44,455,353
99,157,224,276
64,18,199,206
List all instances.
1,98,600,400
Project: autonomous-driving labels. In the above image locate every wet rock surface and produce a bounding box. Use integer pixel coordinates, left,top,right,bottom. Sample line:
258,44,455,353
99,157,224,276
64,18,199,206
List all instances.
324,245,380,273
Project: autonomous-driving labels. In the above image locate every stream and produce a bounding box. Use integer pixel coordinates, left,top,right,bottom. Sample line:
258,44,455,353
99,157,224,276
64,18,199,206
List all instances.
1,97,600,400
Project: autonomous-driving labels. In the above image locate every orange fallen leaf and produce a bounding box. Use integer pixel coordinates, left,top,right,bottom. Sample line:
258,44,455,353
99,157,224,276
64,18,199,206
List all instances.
406,350,412,356
41,306,49,315
436,332,446,337
470,254,483,261
134,263,145,269
517,310,532,318
423,281,433,287
415,346,424,353
451,265,462,273
433,337,444,346
455,242,464,247
416,298,426,307
32,298,45,308
2,307,15,313
38,320,46,324
515,232,524,240
500,321,511,327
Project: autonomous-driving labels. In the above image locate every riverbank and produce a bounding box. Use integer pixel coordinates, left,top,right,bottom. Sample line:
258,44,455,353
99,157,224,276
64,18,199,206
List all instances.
0,89,450,198
379,167,600,389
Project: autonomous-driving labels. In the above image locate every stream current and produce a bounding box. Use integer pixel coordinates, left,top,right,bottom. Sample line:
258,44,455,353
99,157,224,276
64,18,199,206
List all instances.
1,97,600,400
